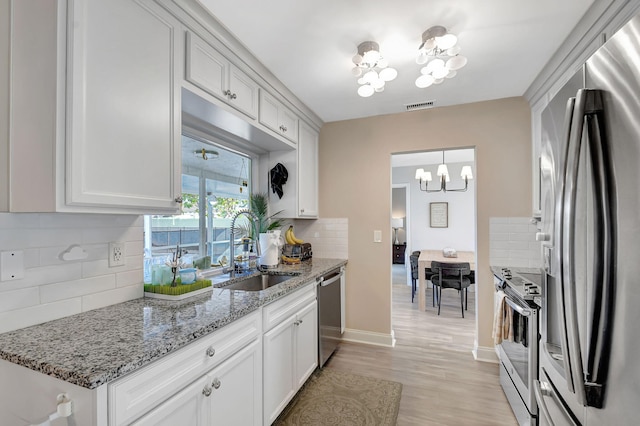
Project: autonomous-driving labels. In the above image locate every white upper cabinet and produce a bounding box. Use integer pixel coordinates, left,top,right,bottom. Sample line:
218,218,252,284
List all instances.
259,90,299,143
267,120,319,219
297,121,319,218
185,31,258,119
9,0,182,213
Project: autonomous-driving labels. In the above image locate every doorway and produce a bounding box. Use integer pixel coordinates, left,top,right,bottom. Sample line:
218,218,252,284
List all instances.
390,148,478,335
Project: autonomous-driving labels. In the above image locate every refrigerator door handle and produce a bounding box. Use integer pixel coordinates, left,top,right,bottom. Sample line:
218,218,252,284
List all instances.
561,89,588,405
555,96,578,395
534,379,555,426
582,89,615,408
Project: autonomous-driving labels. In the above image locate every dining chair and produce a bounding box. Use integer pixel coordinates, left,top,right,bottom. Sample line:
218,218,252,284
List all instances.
409,253,419,302
430,261,472,318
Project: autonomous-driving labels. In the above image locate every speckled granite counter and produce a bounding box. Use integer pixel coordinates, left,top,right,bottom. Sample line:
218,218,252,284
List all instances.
0,258,346,389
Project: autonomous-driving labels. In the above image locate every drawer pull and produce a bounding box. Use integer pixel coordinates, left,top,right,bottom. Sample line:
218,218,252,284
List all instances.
212,378,221,389
206,347,215,358
202,385,212,397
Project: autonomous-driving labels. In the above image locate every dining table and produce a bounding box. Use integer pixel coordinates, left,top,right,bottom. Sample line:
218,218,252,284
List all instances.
417,249,476,311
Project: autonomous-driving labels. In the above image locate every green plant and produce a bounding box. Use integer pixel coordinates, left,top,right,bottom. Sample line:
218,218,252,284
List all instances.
237,192,283,239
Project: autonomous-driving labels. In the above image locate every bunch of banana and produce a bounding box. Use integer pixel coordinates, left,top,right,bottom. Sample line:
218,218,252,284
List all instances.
281,254,301,264
284,225,304,245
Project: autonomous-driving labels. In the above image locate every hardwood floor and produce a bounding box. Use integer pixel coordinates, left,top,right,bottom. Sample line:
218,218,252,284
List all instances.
324,265,517,425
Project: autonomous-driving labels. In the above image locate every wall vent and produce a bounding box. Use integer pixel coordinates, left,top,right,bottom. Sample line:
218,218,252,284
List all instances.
405,100,435,111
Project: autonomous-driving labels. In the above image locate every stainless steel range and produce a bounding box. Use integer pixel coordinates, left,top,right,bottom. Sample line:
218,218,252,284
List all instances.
493,266,542,426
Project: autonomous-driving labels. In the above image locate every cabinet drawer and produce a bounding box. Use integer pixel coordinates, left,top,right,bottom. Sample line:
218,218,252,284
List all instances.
108,311,260,425
263,282,316,332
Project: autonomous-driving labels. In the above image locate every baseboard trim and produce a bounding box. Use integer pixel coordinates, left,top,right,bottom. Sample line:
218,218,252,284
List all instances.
342,328,396,347
473,344,499,363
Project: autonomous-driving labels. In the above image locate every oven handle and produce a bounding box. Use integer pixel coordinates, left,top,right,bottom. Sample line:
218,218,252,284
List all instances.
504,296,531,317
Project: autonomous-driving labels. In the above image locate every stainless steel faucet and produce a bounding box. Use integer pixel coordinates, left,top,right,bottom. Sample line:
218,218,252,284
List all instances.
225,209,261,277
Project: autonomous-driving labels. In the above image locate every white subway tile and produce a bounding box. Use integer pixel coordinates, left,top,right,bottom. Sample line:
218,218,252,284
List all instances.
0,299,82,334
125,240,144,257
509,232,535,241
82,226,143,245
491,241,509,250
507,241,530,250
22,264,83,287
0,287,40,313
491,249,509,259
508,224,530,233
40,275,116,303
116,269,143,287
508,217,531,224
82,284,142,312
23,248,40,268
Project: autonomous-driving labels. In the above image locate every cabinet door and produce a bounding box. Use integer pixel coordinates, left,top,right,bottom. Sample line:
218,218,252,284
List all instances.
263,315,296,425
258,90,281,134
279,106,299,143
207,340,262,426
131,375,210,426
66,0,181,212
228,64,258,119
297,122,319,218
294,300,318,389
185,31,228,102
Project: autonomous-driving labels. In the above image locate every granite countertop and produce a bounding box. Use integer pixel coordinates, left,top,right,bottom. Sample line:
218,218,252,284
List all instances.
0,258,346,390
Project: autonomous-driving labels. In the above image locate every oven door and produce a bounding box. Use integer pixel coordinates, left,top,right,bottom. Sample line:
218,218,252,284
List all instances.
497,293,539,418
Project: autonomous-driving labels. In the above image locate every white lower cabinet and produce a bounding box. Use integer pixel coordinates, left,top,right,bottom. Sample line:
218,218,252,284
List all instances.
263,283,318,425
109,311,261,425
132,339,261,426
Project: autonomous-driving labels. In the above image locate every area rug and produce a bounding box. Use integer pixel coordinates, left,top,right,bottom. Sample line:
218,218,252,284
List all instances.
274,368,403,426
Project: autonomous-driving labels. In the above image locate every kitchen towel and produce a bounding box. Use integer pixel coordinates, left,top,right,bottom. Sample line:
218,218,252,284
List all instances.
492,290,512,345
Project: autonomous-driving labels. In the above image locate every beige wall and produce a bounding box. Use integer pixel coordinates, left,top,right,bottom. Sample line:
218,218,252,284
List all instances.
318,96,532,350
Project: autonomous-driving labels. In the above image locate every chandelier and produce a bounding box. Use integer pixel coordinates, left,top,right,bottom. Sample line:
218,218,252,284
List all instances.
415,26,467,89
415,151,473,192
352,41,398,97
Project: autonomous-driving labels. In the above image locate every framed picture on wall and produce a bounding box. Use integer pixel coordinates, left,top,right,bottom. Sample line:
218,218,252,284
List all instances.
430,202,448,228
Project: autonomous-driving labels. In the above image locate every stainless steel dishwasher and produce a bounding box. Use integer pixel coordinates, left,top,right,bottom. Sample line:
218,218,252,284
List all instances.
316,267,345,368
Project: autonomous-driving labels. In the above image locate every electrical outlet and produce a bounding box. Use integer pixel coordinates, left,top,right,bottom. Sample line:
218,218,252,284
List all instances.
109,242,126,267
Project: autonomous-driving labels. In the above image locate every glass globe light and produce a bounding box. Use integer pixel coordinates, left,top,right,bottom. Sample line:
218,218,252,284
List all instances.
357,84,375,97
357,77,366,85
425,58,445,74
446,55,468,70
446,46,461,56
379,67,397,81
446,69,457,79
415,74,435,88
363,70,378,84
423,38,436,50
377,58,389,69
432,66,449,79
352,54,363,65
352,66,363,77
416,50,428,65
433,78,444,85
372,78,385,90
362,49,380,65
436,33,457,50
375,85,385,93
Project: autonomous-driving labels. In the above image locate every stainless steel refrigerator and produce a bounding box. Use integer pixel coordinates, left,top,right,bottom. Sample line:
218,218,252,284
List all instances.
537,12,640,426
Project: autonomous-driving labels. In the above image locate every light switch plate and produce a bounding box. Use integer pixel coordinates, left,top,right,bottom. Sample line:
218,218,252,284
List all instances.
1,250,25,281
373,230,382,243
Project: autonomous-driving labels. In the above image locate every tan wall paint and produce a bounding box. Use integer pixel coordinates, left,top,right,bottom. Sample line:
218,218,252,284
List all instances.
318,97,532,348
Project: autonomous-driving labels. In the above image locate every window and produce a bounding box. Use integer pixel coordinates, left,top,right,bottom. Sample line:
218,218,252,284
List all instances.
144,134,252,282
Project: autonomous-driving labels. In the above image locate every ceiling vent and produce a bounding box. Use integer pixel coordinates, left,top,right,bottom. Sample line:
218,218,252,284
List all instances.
405,100,435,112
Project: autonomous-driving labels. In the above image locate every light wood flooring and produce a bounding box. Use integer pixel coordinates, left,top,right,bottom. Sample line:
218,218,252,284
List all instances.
324,264,517,425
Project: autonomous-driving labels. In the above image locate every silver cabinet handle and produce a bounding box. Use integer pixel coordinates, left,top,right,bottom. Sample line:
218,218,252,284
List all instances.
212,378,221,389
202,385,212,397
174,196,183,203
206,347,215,358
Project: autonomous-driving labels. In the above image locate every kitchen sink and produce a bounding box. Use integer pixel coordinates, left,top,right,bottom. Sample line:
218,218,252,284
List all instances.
220,273,298,291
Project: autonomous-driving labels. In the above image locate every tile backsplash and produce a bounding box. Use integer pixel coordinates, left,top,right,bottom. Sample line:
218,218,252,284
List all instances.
489,217,541,268
293,218,348,259
0,213,143,334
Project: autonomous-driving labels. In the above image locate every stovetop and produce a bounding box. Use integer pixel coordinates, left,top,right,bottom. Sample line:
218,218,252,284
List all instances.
494,267,542,301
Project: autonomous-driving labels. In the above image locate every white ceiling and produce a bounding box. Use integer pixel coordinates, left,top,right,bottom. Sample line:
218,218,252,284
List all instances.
198,0,594,123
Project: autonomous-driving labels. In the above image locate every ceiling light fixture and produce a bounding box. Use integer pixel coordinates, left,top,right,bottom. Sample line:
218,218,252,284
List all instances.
194,149,219,160
352,41,397,98
415,26,467,89
415,150,473,192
